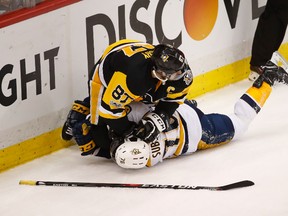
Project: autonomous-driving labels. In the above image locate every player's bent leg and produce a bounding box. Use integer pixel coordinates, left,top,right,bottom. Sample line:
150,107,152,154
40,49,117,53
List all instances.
228,100,257,140
197,114,235,150
228,81,272,140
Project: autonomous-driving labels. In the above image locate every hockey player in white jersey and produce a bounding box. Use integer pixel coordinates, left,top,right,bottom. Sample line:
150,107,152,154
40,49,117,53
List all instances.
70,59,288,169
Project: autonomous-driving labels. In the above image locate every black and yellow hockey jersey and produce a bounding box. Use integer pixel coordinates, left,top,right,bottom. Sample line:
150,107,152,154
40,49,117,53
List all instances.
89,39,193,135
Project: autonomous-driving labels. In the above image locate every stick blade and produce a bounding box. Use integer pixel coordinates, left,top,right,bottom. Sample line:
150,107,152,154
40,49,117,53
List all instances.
219,180,254,191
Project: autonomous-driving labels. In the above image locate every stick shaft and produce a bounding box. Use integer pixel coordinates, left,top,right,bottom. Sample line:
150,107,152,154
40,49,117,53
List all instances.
19,180,254,191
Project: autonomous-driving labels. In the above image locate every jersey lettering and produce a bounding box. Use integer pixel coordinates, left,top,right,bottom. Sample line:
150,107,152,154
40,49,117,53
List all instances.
166,86,176,93
72,103,89,115
151,141,161,158
112,85,133,103
122,44,154,57
112,85,124,100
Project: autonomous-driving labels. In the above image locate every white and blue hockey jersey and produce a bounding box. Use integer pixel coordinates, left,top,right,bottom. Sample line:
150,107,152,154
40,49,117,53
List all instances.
127,82,272,167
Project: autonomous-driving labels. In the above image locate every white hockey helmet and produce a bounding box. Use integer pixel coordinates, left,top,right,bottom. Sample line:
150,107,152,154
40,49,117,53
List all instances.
115,140,150,169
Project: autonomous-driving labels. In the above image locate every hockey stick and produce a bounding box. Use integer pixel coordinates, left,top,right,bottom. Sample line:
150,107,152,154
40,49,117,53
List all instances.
19,180,254,191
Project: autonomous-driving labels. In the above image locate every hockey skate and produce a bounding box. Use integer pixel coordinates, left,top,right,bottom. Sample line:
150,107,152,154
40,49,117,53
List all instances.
249,51,288,81
253,60,288,88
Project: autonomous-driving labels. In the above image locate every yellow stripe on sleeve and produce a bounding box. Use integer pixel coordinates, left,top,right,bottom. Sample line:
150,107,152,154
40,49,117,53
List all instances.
90,81,104,124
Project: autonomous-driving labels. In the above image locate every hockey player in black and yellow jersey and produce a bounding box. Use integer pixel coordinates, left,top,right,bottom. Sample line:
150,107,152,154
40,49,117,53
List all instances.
62,39,193,151
70,60,288,168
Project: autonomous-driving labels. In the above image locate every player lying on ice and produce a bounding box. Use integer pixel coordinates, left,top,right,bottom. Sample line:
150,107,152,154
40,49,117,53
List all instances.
63,60,288,169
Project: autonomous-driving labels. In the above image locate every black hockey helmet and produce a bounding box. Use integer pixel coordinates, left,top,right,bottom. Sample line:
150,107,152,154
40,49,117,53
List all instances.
151,44,185,75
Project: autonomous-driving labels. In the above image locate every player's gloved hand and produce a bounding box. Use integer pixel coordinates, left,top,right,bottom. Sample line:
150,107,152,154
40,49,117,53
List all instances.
73,118,97,156
109,122,138,160
184,99,197,108
61,99,90,141
134,111,169,143
109,130,124,160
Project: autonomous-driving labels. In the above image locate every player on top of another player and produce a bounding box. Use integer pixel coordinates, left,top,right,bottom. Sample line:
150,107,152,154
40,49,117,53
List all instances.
71,59,288,169
62,39,193,152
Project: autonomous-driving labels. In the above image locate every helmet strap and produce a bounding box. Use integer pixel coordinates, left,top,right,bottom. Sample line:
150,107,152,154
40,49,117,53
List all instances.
152,69,168,85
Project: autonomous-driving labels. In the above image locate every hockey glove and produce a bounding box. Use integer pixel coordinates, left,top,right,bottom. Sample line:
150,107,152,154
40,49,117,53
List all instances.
134,111,169,143
109,130,124,160
184,99,197,108
109,122,138,160
73,118,97,156
61,99,90,141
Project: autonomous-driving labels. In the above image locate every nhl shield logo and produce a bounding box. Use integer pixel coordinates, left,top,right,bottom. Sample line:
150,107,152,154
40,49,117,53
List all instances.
183,70,193,85
161,54,169,62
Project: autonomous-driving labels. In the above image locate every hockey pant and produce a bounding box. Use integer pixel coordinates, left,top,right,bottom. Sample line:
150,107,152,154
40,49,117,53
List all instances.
196,82,272,150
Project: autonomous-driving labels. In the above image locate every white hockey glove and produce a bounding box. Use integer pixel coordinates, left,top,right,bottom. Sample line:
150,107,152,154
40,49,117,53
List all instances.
134,111,169,143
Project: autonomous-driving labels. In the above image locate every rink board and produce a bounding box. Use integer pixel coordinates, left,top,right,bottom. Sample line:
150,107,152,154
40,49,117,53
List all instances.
1,0,288,172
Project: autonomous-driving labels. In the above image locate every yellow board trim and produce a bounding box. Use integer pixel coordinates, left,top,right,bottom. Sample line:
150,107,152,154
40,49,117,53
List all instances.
0,128,73,172
187,57,250,99
1,43,288,172
187,43,288,99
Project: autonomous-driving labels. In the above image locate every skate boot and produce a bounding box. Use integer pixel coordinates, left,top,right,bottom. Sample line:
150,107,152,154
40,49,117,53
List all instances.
249,51,288,81
253,61,288,88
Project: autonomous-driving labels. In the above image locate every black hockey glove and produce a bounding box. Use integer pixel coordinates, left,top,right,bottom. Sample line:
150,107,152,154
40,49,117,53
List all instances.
73,118,97,156
109,122,138,160
184,99,197,108
61,99,90,141
109,130,124,160
134,111,170,143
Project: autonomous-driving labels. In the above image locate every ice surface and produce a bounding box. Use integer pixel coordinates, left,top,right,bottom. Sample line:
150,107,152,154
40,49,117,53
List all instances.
1,80,288,216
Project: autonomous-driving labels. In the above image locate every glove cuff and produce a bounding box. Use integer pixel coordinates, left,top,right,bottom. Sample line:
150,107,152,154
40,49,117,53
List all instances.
79,140,96,156
144,112,167,132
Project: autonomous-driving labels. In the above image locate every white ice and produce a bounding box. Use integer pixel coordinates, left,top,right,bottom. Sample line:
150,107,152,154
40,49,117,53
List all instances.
1,79,288,216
